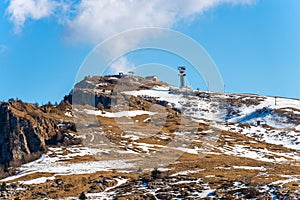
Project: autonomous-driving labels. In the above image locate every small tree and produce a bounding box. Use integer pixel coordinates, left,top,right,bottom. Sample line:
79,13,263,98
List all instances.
1,182,7,191
8,98,14,102
79,192,87,200
69,123,77,132
151,168,161,179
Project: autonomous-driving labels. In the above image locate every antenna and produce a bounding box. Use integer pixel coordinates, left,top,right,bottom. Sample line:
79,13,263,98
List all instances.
207,81,209,92
178,66,186,88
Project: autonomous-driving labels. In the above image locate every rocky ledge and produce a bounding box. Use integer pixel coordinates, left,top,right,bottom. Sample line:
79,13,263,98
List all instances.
0,100,80,176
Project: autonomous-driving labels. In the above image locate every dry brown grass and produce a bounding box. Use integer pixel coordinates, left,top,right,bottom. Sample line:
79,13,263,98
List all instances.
60,155,99,163
5,172,55,184
8,171,139,200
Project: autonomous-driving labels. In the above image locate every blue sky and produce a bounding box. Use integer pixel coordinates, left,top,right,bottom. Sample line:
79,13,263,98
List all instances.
0,0,300,103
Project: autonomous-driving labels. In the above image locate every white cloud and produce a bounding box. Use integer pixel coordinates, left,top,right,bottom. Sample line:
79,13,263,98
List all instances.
65,0,256,44
108,56,135,74
5,0,256,40
6,0,65,33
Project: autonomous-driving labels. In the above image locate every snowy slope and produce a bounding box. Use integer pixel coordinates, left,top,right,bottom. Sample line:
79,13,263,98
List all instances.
122,86,300,151
123,86,300,129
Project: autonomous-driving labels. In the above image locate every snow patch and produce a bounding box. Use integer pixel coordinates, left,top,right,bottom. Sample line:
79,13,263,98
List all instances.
22,176,55,185
85,109,157,118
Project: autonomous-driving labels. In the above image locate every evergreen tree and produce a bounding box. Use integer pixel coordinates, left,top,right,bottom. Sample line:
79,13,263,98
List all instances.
79,192,87,200
0,182,6,191
69,123,77,132
151,168,161,179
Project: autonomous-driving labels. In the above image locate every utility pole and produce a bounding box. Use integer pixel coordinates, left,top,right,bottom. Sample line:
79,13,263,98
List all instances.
178,66,186,88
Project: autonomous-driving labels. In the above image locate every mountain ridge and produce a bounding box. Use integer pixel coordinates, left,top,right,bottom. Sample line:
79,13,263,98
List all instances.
0,74,299,199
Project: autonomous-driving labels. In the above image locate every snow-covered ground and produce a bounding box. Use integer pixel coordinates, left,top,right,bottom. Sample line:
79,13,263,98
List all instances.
84,109,157,118
121,87,300,152
214,122,300,150
123,86,186,110
220,144,291,163
123,87,227,121
1,146,135,183
123,87,300,128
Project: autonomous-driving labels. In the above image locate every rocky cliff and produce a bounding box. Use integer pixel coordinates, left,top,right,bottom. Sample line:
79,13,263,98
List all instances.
0,74,165,172
0,100,79,171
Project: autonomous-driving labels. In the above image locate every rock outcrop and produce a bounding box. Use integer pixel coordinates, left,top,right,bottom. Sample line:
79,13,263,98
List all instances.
0,100,79,169
0,75,166,170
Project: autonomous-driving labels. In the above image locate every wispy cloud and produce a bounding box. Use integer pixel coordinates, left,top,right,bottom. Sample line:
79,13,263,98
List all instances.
65,0,257,44
5,0,73,33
